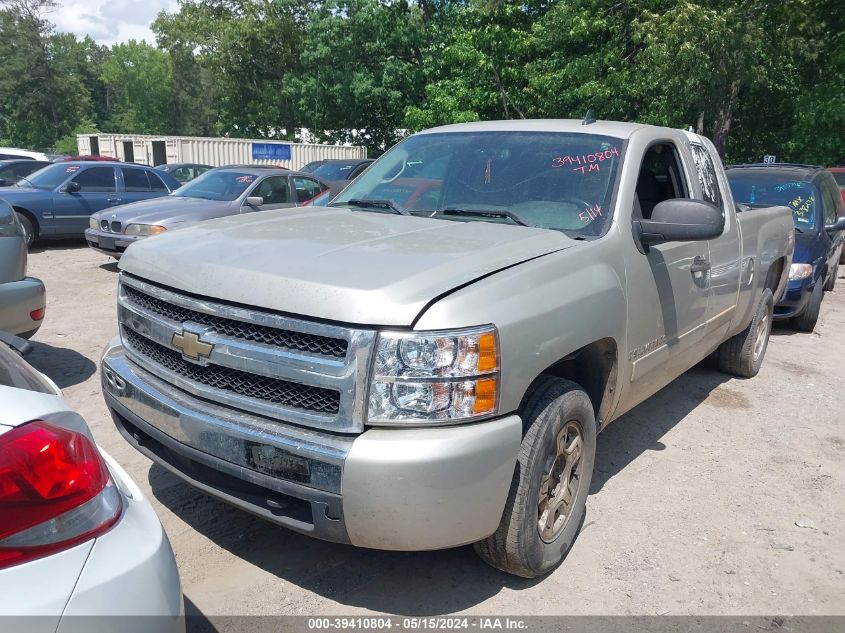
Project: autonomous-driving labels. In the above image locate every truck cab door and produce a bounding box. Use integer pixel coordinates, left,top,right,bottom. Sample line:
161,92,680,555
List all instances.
621,142,711,409
690,141,742,342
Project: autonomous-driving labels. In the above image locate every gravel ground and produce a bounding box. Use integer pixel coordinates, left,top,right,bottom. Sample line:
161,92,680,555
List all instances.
23,241,845,620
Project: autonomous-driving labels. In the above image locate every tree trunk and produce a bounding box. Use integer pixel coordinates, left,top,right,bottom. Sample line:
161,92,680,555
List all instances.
712,81,739,157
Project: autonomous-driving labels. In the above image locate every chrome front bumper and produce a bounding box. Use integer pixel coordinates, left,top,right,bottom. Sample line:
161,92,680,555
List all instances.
102,339,522,551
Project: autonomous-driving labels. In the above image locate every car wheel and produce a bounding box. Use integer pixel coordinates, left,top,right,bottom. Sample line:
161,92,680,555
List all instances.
823,264,837,292
15,212,35,247
474,376,596,578
718,288,774,378
792,280,823,332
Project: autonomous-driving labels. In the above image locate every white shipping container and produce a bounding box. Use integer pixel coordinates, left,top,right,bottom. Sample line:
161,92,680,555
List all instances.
76,133,366,170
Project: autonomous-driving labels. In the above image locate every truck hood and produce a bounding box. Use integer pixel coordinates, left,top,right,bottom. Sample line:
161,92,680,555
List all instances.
96,196,234,227
119,207,575,326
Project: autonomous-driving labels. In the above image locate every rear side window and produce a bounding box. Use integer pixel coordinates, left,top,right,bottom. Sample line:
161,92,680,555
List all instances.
690,144,723,210
148,171,170,192
818,175,841,225
293,176,327,203
72,167,116,192
122,167,151,192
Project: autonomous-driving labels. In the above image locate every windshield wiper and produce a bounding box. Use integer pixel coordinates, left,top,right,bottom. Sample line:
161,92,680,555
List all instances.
332,199,408,215
441,207,530,227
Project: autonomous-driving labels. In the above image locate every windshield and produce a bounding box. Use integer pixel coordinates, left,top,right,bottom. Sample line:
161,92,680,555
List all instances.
303,162,359,180
19,163,78,190
172,170,257,201
728,173,818,230
330,131,623,236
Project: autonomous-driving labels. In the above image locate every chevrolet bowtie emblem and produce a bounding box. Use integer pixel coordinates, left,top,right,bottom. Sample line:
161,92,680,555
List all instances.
171,330,213,361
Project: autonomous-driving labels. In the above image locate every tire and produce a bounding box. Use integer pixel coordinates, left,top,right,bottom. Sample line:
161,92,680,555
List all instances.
717,288,774,378
474,376,596,578
15,212,35,248
823,264,837,292
792,280,823,332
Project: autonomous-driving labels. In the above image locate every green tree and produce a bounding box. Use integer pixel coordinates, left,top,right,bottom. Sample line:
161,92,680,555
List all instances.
100,40,175,134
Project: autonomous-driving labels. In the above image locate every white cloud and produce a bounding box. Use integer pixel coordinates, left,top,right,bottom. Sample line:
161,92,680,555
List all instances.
48,0,180,46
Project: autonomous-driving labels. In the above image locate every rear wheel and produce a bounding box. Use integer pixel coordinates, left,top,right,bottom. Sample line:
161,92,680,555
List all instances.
474,376,596,578
792,280,823,332
718,288,774,377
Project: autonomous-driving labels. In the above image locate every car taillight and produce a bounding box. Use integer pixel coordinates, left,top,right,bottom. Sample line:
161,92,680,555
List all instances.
0,421,122,569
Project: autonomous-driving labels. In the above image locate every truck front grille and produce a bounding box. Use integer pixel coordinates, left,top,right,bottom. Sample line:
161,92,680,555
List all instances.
122,284,348,358
123,329,340,415
117,274,375,433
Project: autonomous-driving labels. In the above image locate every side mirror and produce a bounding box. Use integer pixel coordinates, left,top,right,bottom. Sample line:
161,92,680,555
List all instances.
635,199,724,246
824,217,845,232
63,181,81,193
245,196,264,207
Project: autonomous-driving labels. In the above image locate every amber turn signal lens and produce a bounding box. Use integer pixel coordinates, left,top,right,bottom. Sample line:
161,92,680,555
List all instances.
148,225,167,236
473,378,498,415
476,332,498,372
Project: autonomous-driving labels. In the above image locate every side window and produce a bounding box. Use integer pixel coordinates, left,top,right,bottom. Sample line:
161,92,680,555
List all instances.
148,171,170,192
634,143,689,219
195,166,212,176
819,176,839,225
72,167,116,192
170,166,191,181
349,163,370,179
690,144,723,211
122,167,151,192
293,176,327,203
252,176,290,205
0,166,15,181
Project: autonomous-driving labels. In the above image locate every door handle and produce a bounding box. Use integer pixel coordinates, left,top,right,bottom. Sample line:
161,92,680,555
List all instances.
690,256,711,274
108,197,122,205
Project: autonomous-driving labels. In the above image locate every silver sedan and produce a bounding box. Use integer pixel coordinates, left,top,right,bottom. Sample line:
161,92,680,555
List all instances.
85,167,337,259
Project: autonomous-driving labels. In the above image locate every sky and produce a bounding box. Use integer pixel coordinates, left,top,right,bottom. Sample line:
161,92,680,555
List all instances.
49,0,180,47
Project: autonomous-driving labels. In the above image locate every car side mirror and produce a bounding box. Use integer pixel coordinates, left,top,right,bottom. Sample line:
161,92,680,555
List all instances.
245,196,264,207
63,181,81,193
635,199,724,246
824,217,845,232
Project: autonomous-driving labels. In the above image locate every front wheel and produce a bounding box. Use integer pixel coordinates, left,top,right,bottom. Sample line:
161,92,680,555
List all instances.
792,280,823,332
15,212,35,248
474,376,596,578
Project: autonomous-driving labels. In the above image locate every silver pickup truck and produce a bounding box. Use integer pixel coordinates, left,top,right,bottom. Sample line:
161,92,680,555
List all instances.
101,120,793,578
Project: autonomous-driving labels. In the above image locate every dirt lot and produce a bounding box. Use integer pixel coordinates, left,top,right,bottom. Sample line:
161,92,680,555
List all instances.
24,242,845,619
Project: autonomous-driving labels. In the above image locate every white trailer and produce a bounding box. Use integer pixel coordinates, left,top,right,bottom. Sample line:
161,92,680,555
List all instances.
76,133,366,170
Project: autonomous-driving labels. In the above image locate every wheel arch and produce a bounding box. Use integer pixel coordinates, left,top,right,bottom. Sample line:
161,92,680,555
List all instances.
521,337,619,432
12,206,39,238
764,255,787,302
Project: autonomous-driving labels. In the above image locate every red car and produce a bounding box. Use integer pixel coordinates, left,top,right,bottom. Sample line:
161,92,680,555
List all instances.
62,155,121,162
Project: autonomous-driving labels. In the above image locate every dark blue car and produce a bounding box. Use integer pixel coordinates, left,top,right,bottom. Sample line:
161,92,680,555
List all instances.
727,164,845,332
0,162,180,246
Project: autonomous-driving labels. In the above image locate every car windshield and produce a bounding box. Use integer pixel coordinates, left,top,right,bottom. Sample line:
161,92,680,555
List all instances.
171,170,257,201
330,131,623,236
18,163,78,190
727,172,817,230
304,162,359,180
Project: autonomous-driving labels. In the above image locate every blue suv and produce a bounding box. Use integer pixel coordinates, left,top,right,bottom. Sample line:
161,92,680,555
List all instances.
728,164,845,332
0,162,180,246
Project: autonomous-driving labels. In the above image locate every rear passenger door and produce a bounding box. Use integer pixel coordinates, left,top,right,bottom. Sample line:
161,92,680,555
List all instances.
818,174,844,268
292,176,329,205
690,140,742,341
121,167,171,205
51,166,119,235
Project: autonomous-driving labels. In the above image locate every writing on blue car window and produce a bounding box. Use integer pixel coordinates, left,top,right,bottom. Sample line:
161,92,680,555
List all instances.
727,173,817,230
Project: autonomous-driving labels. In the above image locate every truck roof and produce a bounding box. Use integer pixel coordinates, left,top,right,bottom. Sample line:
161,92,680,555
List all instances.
418,119,650,139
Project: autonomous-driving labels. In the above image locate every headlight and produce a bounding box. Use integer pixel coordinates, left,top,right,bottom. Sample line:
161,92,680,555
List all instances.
125,224,166,236
367,326,499,425
89,217,98,230
789,263,813,281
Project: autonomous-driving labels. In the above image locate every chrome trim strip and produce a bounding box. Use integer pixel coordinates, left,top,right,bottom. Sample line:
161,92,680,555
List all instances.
102,347,353,494
117,273,375,433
